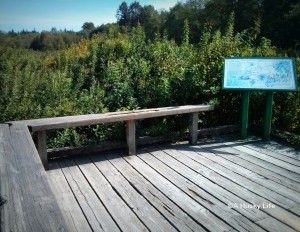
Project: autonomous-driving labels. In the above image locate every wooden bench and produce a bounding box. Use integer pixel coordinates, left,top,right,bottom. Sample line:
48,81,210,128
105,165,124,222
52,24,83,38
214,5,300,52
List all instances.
0,124,68,231
9,105,214,169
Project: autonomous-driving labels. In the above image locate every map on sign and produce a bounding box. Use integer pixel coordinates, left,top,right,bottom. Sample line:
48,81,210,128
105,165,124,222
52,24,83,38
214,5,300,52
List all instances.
223,58,298,91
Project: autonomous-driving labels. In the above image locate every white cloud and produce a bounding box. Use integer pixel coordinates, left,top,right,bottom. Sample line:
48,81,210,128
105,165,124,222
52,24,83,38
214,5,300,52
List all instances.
150,0,182,10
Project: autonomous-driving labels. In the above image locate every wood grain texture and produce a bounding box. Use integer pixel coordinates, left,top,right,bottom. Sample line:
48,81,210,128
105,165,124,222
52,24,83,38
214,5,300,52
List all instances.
0,124,68,232
126,120,136,155
188,145,297,209
189,112,198,145
248,141,300,160
217,140,300,183
72,158,148,232
86,155,176,232
194,144,300,205
37,130,48,169
244,143,300,165
41,136,300,231
0,124,25,232
3,125,300,232
140,147,266,232
155,144,296,232
231,144,300,174
205,140,300,193
166,143,300,231
105,152,206,232
124,154,234,232
47,161,92,232
9,105,214,131
58,159,121,232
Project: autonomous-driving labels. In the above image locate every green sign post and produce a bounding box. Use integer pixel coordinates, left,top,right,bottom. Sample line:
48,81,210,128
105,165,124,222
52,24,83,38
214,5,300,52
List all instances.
223,57,298,140
240,91,250,139
262,91,274,140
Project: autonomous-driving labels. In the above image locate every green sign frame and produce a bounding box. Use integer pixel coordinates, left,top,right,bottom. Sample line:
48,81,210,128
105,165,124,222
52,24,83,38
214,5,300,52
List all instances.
223,57,298,92
222,57,298,141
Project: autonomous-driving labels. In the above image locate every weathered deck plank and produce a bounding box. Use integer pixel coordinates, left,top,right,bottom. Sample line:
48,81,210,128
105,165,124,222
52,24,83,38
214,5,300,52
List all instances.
44,137,300,231
0,124,68,232
85,156,177,232
197,141,300,193
68,158,148,232
3,119,300,232
156,144,297,232
139,147,266,232
105,152,206,232
123,154,235,232
193,144,300,205
186,145,296,209
59,159,121,232
229,144,300,174
0,124,27,232
170,144,300,231
244,143,300,165
246,141,300,160
47,162,92,232
205,140,300,183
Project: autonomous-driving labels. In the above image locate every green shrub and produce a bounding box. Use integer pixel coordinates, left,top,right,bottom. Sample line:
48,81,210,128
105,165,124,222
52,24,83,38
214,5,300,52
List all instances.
1,17,299,147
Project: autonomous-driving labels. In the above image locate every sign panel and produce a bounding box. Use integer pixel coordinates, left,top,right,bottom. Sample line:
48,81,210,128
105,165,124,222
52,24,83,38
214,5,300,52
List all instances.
223,57,298,91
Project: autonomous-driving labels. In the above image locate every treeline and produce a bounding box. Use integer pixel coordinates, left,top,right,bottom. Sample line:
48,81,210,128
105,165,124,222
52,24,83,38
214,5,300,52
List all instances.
115,0,300,50
1,0,300,51
0,28,86,51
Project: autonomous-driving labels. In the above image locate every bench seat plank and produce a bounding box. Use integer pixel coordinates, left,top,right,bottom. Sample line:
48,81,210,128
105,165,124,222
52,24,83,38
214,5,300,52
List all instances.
7,105,214,170
0,124,68,231
10,105,214,131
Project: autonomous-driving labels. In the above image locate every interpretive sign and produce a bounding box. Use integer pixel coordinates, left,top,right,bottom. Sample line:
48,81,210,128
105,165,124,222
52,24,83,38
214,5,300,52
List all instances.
222,57,298,140
223,57,298,91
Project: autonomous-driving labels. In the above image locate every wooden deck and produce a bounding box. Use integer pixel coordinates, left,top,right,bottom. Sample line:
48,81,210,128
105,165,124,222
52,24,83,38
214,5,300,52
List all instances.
46,136,300,232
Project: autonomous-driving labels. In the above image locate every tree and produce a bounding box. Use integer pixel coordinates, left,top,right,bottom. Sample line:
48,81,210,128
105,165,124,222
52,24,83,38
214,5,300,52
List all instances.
117,1,151,28
163,1,206,43
129,1,143,27
82,22,95,31
116,2,130,26
30,36,42,50
51,27,58,33
140,5,162,39
233,0,263,33
163,3,190,43
203,0,262,33
261,0,300,49
288,1,300,18
8,30,17,36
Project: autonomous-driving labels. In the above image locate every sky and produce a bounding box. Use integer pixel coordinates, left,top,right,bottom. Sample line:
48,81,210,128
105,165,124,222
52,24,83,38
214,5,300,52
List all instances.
0,0,182,32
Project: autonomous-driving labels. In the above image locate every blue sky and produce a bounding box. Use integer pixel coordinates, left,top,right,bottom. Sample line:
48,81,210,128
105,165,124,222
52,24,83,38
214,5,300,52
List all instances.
0,0,182,32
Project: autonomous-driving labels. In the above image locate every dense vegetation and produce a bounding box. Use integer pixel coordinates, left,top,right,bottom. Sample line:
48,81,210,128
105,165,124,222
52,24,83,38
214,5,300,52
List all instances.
1,0,300,147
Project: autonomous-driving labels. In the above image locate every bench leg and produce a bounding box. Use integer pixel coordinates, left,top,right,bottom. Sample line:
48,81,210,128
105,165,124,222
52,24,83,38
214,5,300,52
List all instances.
189,113,198,145
38,131,48,170
126,120,136,155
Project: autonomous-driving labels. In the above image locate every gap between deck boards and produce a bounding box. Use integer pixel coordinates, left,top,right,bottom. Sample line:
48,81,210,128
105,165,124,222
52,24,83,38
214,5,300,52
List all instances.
47,139,300,232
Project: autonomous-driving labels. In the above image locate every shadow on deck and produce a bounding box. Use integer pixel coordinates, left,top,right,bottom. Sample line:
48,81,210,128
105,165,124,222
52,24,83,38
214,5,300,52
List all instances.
46,135,300,232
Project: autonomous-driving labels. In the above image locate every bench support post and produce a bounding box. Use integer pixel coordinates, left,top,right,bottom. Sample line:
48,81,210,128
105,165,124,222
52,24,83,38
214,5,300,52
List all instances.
126,120,136,155
189,113,198,145
37,131,48,170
